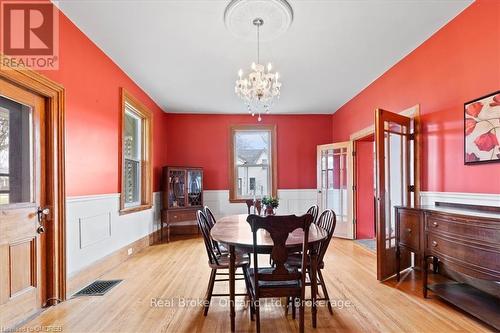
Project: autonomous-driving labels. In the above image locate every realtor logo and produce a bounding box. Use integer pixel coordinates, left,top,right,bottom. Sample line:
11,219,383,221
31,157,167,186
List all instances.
1,0,59,69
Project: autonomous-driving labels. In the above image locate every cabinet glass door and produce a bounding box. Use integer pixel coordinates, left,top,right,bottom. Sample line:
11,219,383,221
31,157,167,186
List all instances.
168,169,186,208
187,169,202,207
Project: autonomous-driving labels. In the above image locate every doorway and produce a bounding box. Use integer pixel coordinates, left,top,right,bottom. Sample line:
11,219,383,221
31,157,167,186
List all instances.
0,63,66,328
354,134,376,252
317,142,353,239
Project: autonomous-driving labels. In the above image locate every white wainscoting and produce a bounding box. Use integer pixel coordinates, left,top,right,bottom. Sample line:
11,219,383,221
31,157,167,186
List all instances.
419,191,500,207
204,189,317,219
66,192,161,277
66,189,316,277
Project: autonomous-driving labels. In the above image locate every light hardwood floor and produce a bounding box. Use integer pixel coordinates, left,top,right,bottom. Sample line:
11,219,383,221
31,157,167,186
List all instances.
21,237,492,332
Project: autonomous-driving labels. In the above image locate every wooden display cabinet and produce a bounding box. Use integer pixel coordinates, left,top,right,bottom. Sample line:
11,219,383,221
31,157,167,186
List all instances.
161,166,203,242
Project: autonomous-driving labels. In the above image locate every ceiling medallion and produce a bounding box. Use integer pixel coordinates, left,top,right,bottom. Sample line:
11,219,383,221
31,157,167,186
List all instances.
226,0,292,121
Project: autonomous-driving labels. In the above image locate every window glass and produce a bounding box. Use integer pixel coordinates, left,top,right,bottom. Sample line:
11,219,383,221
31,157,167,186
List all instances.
234,130,272,199
123,108,142,207
0,97,33,204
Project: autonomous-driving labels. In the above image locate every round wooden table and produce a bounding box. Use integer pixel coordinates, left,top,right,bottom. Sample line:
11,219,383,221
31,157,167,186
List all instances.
211,214,327,332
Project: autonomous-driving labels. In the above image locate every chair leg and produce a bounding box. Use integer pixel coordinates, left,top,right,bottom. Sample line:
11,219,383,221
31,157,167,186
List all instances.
291,297,296,319
284,297,290,316
318,269,333,315
255,299,261,333
299,297,304,333
204,268,217,316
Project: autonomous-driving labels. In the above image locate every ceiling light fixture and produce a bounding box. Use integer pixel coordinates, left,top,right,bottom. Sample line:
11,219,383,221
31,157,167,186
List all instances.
234,18,282,121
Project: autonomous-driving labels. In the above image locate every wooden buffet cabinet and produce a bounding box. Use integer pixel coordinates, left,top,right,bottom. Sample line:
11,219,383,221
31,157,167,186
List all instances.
395,202,500,330
161,166,203,242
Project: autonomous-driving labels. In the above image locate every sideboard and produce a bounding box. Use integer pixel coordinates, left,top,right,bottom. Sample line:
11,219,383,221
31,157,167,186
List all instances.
395,202,500,330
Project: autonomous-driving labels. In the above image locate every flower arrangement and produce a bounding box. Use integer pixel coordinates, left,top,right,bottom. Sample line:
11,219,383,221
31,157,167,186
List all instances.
262,196,279,208
262,196,279,215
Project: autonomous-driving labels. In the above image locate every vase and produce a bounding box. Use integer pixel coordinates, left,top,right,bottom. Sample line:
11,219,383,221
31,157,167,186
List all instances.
265,206,275,216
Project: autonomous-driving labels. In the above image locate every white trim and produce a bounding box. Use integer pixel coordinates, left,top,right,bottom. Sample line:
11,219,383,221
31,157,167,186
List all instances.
67,193,120,203
419,191,500,207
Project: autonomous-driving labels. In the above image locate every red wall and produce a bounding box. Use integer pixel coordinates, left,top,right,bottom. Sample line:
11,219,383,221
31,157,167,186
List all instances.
356,140,375,239
165,114,333,190
332,0,500,194
37,11,168,196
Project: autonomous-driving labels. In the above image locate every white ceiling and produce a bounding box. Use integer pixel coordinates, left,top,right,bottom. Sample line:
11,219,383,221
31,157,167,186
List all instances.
55,0,472,114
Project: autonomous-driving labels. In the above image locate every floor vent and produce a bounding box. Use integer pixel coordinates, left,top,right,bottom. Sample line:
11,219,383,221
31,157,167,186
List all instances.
73,280,122,297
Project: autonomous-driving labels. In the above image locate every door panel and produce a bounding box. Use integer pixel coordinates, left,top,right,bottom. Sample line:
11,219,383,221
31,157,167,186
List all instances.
0,78,45,328
375,109,413,281
317,142,353,239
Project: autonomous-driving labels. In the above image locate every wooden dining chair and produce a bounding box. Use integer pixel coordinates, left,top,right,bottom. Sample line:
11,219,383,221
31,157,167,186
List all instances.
287,209,337,315
306,204,319,224
246,214,313,333
196,210,251,316
203,206,225,254
245,199,262,215
204,206,217,229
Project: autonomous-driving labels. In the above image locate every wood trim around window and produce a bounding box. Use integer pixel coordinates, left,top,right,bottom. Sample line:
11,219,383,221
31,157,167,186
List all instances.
119,88,153,214
228,124,277,203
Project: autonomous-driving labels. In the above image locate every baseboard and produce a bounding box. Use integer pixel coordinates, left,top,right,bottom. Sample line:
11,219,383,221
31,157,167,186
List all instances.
67,231,154,296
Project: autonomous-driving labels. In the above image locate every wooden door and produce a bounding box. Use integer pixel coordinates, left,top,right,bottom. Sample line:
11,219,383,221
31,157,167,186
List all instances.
317,142,353,239
375,109,414,281
0,78,47,327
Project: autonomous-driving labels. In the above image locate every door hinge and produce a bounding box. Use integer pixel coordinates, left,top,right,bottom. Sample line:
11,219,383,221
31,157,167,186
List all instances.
352,185,356,191
409,133,415,140
352,151,356,157
408,185,415,192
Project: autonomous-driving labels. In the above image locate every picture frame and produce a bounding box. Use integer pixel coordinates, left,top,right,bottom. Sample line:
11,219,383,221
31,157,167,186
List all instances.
464,90,500,165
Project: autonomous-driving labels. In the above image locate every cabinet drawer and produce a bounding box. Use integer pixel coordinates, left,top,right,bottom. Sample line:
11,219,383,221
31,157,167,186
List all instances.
427,233,500,274
398,209,421,251
426,214,498,244
167,210,196,223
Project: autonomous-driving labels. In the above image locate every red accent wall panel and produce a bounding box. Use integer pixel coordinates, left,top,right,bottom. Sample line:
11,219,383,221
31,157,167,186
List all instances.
356,140,375,239
37,12,168,196
331,0,500,194
165,114,333,190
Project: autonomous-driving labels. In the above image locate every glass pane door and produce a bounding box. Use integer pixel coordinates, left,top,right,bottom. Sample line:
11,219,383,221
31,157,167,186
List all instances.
317,142,353,239
375,109,413,281
187,169,202,207
168,169,186,208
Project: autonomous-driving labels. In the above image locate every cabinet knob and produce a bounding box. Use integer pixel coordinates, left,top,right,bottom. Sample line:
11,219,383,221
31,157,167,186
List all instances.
432,241,438,247
406,228,412,233
432,221,438,227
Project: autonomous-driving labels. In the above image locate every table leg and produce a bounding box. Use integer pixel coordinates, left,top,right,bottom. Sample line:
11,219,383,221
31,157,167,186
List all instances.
310,248,318,328
229,245,236,332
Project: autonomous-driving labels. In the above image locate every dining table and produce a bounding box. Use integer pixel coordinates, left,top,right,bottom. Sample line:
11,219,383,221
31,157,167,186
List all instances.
210,214,328,332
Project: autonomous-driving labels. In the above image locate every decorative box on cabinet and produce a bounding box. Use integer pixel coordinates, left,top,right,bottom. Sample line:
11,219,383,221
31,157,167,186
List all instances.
161,166,203,242
395,202,500,330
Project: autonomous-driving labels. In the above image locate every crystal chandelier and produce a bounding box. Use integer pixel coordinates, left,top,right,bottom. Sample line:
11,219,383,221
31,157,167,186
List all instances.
235,18,282,121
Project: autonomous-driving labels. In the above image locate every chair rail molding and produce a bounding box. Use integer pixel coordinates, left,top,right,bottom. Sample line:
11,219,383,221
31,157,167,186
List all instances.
419,191,500,207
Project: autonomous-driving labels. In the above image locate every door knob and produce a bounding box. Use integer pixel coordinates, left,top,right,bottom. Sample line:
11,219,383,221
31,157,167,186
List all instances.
432,241,438,247
37,225,46,234
37,207,50,222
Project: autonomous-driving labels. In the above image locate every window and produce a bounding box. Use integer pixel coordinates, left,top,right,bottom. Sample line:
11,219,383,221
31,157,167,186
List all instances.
229,125,277,202
120,89,152,214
